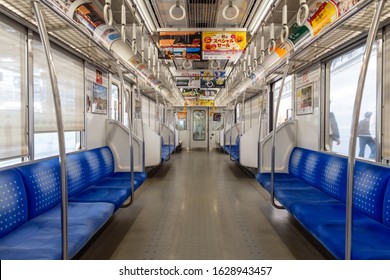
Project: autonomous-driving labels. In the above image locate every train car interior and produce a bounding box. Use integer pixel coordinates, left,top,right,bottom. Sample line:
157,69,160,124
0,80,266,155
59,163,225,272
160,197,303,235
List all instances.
1,0,390,264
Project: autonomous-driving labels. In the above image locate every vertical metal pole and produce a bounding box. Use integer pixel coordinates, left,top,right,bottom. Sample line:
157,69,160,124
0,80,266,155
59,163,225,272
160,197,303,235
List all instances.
270,61,289,209
134,80,145,172
155,91,158,134
117,61,135,204
376,31,383,163
241,91,246,135
345,0,384,260
230,98,237,161
257,81,267,174
163,99,171,160
27,30,35,161
31,0,68,260
173,108,177,152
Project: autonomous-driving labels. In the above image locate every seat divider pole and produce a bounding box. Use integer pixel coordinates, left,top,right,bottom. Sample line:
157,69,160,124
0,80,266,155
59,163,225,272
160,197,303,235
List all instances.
257,80,267,174
117,61,135,205
270,61,289,210
345,0,384,260
31,0,68,260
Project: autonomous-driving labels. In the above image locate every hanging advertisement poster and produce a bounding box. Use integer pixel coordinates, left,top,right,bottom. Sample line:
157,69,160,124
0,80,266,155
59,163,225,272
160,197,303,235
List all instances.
185,98,215,107
198,90,217,100
181,89,198,98
202,31,246,60
200,70,225,88
92,83,107,115
176,77,201,88
269,0,361,63
159,31,201,60
296,83,314,115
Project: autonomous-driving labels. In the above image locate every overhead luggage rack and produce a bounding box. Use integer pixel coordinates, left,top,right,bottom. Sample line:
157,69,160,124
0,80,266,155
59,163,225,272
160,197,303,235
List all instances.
264,0,390,78
0,0,134,76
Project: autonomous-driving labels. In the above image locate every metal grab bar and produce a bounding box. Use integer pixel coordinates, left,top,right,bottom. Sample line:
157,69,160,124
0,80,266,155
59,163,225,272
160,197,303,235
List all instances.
345,0,384,260
270,60,289,210
257,80,267,174
241,91,246,135
137,81,145,172
230,98,238,161
117,61,135,205
31,0,68,260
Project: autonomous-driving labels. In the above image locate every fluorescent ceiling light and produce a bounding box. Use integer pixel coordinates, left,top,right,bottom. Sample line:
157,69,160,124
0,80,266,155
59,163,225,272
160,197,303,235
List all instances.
249,0,273,35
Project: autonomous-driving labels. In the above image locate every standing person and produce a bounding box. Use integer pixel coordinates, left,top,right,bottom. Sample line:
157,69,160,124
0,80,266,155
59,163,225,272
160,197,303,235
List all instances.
329,112,340,150
357,111,376,159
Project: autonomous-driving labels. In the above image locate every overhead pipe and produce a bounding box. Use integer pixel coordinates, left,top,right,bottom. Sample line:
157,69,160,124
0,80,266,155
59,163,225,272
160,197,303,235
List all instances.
52,0,183,104
218,0,362,106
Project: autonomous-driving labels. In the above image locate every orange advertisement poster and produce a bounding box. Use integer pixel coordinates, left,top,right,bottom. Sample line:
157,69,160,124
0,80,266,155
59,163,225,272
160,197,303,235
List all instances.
202,31,246,60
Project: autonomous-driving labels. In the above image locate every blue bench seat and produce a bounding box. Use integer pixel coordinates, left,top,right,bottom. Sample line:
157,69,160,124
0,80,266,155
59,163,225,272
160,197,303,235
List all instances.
162,144,175,161
224,137,240,162
256,147,390,259
0,146,146,259
0,202,113,260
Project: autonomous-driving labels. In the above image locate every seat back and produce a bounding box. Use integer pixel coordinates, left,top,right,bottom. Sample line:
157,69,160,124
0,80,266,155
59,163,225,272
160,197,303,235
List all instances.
0,169,28,238
318,154,347,202
382,179,390,226
83,147,115,185
17,158,61,219
353,161,390,222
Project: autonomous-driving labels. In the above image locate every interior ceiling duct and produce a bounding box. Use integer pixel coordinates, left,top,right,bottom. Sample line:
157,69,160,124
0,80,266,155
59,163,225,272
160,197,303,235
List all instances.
187,0,219,28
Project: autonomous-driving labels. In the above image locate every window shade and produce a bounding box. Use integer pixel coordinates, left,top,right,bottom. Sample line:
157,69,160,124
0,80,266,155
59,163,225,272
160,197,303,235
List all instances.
33,40,84,132
0,20,28,159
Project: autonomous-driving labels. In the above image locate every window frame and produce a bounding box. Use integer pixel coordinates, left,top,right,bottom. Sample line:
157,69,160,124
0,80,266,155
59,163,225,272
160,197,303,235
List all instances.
322,36,383,162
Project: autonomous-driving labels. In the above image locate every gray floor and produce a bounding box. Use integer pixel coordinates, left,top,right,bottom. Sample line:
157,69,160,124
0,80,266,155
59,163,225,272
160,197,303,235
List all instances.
77,150,327,260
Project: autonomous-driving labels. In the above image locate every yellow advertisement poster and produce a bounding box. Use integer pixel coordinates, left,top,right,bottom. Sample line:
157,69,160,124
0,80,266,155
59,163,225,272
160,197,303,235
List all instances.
202,31,246,60
185,99,215,107
308,1,339,36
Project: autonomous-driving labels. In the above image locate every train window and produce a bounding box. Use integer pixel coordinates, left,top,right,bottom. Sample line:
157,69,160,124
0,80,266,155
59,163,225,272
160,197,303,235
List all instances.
123,89,130,127
34,132,80,159
328,43,377,159
273,75,292,127
0,19,28,162
33,38,84,159
110,83,120,121
211,112,223,131
193,110,206,141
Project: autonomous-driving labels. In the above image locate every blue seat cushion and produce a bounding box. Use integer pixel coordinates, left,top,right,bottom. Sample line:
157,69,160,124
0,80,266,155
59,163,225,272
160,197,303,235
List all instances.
0,202,114,259
275,186,337,211
162,146,171,161
316,220,390,259
256,173,302,192
109,172,147,182
290,202,371,236
69,186,130,211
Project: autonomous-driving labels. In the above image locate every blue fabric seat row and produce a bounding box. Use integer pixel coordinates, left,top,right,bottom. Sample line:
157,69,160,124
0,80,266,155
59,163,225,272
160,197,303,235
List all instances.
256,147,390,259
0,146,146,259
162,144,175,161
224,137,240,162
